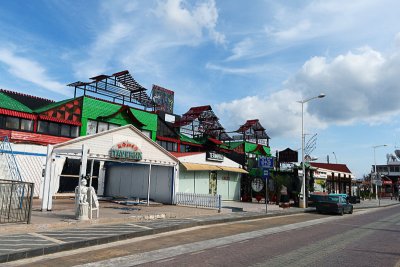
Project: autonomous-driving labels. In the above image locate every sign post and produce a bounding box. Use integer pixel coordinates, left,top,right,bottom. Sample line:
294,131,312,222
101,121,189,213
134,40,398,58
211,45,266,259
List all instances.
259,157,274,214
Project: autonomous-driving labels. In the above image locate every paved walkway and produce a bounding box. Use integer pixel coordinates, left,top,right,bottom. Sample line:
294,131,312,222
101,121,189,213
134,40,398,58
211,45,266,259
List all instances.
0,198,398,264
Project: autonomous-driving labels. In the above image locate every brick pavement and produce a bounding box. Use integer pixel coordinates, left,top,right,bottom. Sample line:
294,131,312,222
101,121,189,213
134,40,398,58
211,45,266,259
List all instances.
0,197,398,264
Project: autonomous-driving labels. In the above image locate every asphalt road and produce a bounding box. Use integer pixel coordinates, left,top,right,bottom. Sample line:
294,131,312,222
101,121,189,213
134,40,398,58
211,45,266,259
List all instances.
6,205,400,267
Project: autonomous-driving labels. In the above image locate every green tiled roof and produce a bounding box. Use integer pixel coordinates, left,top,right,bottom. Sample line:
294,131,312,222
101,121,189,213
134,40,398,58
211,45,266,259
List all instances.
245,142,271,156
33,97,76,113
0,92,32,113
81,97,158,139
227,141,243,150
179,134,204,145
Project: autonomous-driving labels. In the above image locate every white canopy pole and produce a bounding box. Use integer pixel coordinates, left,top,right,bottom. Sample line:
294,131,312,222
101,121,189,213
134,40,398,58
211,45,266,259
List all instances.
147,163,152,206
41,144,54,211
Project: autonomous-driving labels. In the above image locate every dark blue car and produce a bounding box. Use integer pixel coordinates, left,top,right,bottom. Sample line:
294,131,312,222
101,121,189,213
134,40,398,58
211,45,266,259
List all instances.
315,195,353,215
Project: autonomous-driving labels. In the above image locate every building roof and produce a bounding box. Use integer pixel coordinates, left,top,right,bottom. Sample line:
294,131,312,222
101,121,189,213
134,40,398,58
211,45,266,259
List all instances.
310,162,352,174
234,119,270,140
170,152,204,158
0,89,54,110
0,91,33,113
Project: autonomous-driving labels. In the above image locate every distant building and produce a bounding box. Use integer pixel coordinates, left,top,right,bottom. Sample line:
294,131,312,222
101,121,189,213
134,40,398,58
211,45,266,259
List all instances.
310,162,355,195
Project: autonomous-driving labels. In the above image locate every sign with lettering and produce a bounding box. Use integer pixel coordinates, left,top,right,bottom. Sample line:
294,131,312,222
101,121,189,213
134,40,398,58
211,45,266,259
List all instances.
206,151,224,162
109,141,142,160
258,157,274,169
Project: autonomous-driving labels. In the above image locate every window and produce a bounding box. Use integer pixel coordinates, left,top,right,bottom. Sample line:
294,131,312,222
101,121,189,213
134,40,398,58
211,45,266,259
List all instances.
48,122,59,135
0,115,4,128
108,123,119,130
86,120,97,135
37,121,49,133
71,126,79,137
141,130,152,139
61,124,71,137
156,140,177,152
37,120,80,138
98,122,109,133
20,119,33,131
5,117,19,130
86,120,120,135
2,116,34,131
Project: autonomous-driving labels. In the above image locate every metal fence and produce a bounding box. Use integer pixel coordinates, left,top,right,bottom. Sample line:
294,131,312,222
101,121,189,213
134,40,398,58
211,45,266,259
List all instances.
0,179,34,224
175,192,221,213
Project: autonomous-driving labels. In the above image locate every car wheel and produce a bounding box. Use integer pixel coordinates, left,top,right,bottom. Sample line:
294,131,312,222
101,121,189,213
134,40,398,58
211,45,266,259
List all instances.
349,207,353,214
340,208,344,216
316,208,321,214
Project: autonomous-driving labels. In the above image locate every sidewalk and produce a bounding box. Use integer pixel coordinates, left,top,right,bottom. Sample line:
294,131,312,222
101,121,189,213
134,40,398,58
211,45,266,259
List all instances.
0,197,398,263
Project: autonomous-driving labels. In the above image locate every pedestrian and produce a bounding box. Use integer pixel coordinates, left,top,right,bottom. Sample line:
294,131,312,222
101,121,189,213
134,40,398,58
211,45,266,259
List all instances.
280,185,289,208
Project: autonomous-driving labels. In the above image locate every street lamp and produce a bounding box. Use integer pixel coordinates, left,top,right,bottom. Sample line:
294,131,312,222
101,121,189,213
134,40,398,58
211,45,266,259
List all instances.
332,152,337,163
373,144,387,200
298,93,326,208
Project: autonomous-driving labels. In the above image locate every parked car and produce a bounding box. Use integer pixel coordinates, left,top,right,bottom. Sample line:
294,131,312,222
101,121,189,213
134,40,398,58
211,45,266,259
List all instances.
315,195,353,215
308,194,328,207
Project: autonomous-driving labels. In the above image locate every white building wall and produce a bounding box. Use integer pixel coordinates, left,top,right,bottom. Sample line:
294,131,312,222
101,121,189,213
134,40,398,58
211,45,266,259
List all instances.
0,143,47,197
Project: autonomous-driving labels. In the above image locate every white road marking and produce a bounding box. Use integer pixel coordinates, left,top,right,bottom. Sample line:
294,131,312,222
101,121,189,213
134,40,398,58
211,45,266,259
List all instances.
156,258,175,264
29,232,66,244
190,250,205,255
126,223,153,229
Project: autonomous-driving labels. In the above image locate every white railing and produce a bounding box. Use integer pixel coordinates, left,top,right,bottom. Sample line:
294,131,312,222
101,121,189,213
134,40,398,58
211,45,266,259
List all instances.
175,192,221,213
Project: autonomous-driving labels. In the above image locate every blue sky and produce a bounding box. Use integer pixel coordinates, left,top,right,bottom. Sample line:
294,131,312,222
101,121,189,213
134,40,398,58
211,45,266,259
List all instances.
1,0,400,178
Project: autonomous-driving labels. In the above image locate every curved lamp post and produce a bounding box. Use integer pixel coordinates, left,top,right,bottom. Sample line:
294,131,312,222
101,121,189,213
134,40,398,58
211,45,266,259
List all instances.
332,152,337,163
298,93,326,208
373,144,387,200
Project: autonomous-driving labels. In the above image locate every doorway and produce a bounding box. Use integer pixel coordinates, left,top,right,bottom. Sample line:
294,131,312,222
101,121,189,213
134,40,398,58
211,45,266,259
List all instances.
209,171,217,195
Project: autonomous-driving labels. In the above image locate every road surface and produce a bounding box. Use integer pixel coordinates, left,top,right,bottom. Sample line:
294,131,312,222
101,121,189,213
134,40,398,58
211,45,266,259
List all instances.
6,205,400,267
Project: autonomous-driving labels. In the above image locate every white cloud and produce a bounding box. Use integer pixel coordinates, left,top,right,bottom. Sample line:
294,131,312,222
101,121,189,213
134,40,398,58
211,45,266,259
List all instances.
156,0,225,45
216,89,327,139
205,62,270,75
74,0,225,79
0,47,69,96
216,45,400,139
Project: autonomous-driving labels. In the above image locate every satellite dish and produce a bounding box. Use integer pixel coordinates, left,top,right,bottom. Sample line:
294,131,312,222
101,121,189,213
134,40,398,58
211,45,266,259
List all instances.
395,150,400,159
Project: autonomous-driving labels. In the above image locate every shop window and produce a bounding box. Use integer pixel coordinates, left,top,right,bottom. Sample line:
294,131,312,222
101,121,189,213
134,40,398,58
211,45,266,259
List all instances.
5,117,20,130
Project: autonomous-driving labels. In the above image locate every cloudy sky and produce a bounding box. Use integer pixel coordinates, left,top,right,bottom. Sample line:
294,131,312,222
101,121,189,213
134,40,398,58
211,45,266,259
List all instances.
1,0,400,178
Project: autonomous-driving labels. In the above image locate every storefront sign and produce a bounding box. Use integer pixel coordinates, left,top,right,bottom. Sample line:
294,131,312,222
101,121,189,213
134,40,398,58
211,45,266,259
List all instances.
109,141,142,160
206,151,224,162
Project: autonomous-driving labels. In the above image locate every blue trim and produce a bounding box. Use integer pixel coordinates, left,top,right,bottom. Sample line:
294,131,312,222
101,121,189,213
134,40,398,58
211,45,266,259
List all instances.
0,150,46,157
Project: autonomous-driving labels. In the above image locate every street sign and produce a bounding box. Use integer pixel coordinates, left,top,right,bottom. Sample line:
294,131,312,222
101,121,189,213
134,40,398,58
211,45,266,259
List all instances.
259,157,274,169
262,168,269,180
